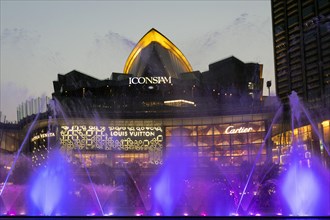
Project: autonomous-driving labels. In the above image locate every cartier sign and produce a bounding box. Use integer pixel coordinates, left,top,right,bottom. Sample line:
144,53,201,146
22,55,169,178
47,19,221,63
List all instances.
224,126,253,134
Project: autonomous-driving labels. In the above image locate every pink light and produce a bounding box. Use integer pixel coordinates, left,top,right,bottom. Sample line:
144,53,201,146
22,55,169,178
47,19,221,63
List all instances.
7,211,16,216
155,212,161,216
201,212,207,216
183,213,188,216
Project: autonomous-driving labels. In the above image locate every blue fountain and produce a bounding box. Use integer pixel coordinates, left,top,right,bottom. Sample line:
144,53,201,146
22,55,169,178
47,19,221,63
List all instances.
151,143,192,216
1,92,329,217
279,92,330,216
27,150,73,215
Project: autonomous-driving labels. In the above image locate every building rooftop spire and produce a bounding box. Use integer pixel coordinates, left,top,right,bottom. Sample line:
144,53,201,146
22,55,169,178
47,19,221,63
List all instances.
123,28,193,76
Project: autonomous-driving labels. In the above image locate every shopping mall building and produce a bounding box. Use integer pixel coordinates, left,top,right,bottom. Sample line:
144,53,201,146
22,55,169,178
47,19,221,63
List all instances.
1,28,329,168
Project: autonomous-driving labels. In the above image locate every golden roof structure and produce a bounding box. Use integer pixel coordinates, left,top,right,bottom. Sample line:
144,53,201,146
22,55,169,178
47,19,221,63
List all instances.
123,28,193,78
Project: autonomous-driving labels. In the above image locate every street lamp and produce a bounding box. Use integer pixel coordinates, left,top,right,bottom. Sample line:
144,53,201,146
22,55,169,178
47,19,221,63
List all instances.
266,80,272,96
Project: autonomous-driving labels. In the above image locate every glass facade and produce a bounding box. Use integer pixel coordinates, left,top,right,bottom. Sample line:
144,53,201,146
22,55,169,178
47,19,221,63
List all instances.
272,124,313,165
271,120,330,167
28,114,272,168
321,120,330,165
165,121,266,167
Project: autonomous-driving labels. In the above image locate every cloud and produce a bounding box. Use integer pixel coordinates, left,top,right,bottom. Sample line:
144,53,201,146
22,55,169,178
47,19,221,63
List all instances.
0,81,32,122
233,13,249,25
181,13,275,95
183,13,272,64
202,31,221,48
1,28,41,49
103,31,136,49
197,13,268,53
0,28,42,74
93,30,135,52
39,48,70,73
83,31,136,77
0,29,137,122
190,13,251,51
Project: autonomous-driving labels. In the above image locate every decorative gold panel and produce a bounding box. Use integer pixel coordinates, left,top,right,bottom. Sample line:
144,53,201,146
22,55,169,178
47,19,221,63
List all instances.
60,125,163,152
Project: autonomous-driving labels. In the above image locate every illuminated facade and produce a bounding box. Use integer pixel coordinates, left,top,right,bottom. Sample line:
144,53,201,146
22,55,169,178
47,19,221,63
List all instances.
1,28,327,169
16,28,273,168
29,114,273,168
271,118,330,167
2,28,295,169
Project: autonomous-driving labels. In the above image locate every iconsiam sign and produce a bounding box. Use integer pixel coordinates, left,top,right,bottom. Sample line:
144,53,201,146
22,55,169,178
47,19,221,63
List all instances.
129,76,172,85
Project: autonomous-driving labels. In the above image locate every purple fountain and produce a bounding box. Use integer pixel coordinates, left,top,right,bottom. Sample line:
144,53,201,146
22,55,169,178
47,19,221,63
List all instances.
1,27,330,217
279,92,330,216
1,90,329,217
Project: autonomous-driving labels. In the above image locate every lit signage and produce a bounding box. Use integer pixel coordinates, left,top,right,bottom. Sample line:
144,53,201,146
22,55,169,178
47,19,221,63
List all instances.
129,76,172,85
164,99,195,105
31,132,55,142
60,125,163,151
224,126,253,134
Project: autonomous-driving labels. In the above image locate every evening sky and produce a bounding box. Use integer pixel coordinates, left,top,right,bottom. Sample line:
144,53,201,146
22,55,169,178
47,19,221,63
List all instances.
0,0,275,121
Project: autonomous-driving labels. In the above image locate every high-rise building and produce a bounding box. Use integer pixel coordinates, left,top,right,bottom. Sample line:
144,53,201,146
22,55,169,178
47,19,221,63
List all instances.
271,0,330,167
271,0,330,108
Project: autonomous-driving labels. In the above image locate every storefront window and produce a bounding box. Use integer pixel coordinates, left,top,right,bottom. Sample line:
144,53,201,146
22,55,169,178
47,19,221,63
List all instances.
271,124,313,165
322,120,330,142
165,120,267,166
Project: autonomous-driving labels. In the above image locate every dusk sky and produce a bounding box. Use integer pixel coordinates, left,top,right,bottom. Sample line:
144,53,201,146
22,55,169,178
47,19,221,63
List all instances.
1,0,275,122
